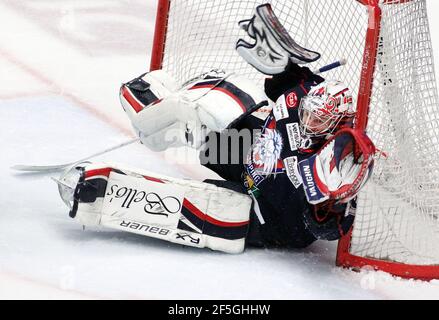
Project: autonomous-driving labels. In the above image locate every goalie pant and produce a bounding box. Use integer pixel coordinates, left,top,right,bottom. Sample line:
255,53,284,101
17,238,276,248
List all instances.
69,162,253,254
201,63,355,248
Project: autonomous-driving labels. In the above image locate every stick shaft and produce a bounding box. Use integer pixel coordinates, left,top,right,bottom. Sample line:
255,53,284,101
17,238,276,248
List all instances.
11,137,139,172
314,58,347,74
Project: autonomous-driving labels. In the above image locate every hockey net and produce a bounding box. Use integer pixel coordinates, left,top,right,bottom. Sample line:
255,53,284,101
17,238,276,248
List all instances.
150,0,439,279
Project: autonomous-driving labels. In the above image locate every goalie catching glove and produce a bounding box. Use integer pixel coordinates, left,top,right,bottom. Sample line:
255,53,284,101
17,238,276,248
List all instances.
236,3,321,75
298,128,376,205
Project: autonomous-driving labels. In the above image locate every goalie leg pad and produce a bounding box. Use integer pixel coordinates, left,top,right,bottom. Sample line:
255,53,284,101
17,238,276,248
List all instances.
120,69,179,117
121,70,270,151
120,70,189,151
181,73,270,132
69,163,252,254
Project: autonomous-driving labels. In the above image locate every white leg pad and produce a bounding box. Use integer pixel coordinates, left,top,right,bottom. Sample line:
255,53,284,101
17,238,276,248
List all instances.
70,162,252,254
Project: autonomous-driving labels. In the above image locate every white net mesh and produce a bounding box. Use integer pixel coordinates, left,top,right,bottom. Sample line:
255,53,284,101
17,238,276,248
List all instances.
157,0,439,267
160,0,368,92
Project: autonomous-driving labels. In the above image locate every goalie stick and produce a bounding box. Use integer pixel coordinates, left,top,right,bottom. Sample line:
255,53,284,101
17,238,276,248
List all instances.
313,58,346,74
11,137,140,172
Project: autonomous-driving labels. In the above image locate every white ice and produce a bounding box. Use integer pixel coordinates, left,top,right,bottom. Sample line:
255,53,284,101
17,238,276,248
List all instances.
2,0,439,300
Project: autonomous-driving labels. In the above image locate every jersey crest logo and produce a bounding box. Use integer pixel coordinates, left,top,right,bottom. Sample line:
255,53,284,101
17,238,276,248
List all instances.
251,128,284,176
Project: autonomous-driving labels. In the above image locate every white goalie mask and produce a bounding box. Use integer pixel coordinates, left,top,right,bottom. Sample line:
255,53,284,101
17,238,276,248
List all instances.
298,80,355,138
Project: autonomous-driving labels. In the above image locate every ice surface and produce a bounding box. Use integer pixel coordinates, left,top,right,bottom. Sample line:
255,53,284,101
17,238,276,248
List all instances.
1,0,439,299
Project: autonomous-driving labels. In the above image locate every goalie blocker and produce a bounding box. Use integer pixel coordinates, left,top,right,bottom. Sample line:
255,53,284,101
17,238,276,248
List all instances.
65,163,252,254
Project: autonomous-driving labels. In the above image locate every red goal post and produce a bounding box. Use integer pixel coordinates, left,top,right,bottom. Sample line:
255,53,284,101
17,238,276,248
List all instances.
337,0,439,281
150,0,170,72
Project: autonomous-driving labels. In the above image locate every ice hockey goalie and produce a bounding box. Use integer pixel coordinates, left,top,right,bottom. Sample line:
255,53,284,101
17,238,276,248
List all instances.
57,3,375,254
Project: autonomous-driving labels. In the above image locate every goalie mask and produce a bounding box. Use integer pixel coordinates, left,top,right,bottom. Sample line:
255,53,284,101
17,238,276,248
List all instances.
298,80,355,138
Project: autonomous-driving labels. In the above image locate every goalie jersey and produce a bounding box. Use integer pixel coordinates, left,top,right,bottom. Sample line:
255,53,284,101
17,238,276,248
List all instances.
202,63,355,248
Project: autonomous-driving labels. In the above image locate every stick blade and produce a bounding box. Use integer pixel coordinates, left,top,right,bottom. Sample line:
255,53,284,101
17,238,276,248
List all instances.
11,164,70,172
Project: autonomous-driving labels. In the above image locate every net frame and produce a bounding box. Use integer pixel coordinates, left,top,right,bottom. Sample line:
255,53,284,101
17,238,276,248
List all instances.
149,0,439,280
